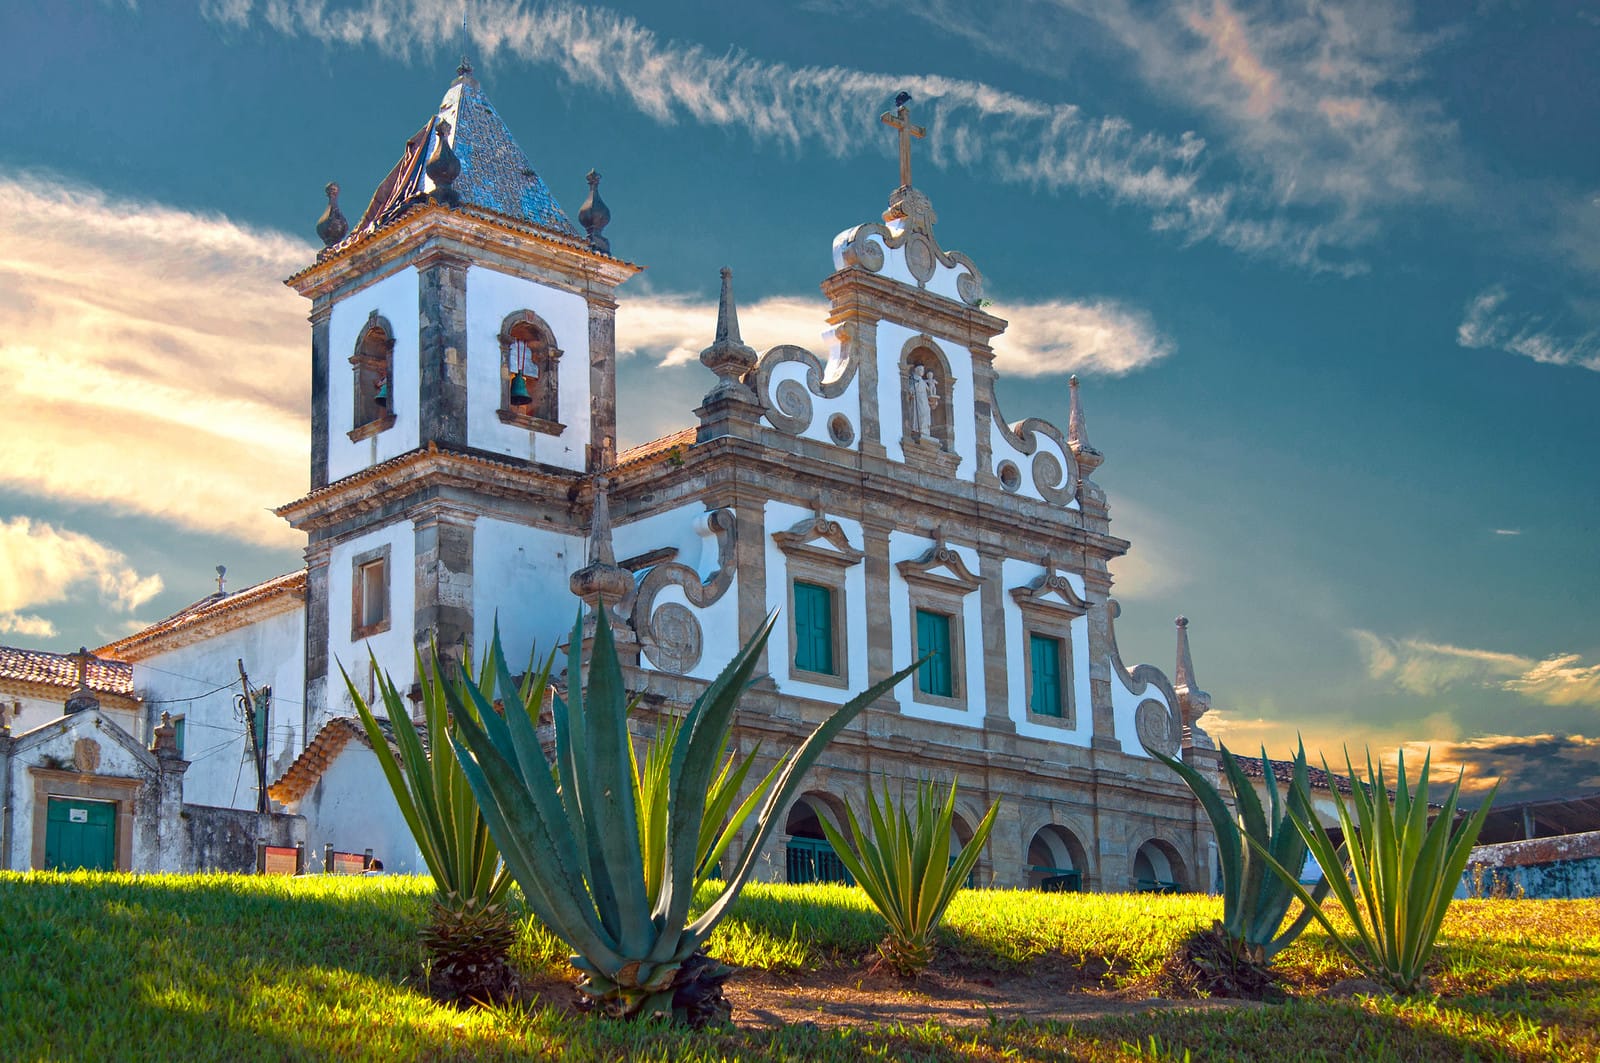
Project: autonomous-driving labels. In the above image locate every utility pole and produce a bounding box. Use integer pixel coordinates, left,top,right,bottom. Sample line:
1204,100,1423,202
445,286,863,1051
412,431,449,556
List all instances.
237,659,269,814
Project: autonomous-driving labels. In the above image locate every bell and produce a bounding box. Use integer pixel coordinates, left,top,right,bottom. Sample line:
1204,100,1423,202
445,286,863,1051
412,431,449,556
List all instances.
374,378,390,409
509,372,532,406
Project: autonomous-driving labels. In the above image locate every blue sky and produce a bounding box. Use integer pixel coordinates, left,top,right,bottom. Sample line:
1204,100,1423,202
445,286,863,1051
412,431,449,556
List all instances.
1,1,1596,798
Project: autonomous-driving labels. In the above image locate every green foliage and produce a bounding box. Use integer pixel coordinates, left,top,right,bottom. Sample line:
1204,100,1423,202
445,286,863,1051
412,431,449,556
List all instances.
631,713,781,906
1249,746,1499,995
447,607,918,1023
817,777,998,977
1153,743,1329,965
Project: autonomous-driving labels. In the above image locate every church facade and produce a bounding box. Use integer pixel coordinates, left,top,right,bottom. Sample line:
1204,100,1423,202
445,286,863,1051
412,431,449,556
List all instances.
91,63,1222,889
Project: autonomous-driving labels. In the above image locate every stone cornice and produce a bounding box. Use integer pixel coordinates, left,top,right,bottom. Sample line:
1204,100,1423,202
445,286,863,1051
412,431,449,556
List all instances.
275,442,584,531
285,204,641,303
820,268,1008,347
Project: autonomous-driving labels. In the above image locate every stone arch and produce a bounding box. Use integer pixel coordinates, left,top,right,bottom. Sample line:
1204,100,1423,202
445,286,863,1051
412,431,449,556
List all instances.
782,790,853,885
1025,822,1090,891
497,309,564,429
1132,837,1189,892
350,311,395,432
898,335,956,454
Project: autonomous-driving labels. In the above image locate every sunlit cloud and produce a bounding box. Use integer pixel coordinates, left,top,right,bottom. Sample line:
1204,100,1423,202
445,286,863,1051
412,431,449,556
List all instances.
1456,286,1600,371
0,175,311,547
0,517,164,637
1353,629,1600,707
198,0,1362,269
1396,732,1600,799
619,291,1173,377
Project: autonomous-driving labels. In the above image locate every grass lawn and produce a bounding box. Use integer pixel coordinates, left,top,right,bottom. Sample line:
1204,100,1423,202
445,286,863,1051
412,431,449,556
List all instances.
1,872,1594,1061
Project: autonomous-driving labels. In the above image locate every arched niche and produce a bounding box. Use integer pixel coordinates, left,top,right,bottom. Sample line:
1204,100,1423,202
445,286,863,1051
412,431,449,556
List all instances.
1132,838,1189,893
496,309,564,433
898,335,957,459
1026,823,1089,892
349,311,396,438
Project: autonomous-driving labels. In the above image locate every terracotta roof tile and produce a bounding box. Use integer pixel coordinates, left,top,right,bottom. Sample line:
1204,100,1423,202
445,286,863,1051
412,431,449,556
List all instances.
268,716,399,806
98,571,306,660
0,645,133,697
615,427,697,471
1232,752,1356,794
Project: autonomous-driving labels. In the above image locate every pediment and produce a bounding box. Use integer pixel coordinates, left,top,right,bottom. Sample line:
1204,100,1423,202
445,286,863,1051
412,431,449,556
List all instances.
896,540,983,595
772,515,864,570
1010,564,1090,617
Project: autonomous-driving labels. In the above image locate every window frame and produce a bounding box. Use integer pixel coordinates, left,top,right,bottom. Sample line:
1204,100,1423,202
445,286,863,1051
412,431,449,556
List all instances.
1010,563,1089,729
350,544,393,640
772,514,863,691
897,541,983,712
348,311,397,441
914,607,956,698
495,310,566,436
1025,631,1067,719
791,580,839,679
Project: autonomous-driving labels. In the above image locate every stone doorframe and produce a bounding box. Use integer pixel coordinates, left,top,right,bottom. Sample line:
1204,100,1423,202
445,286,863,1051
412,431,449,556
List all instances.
29,768,139,871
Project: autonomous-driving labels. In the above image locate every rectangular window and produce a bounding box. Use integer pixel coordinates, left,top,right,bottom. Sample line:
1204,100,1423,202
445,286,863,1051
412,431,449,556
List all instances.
915,609,953,698
172,715,186,756
792,581,836,675
1029,634,1064,717
359,559,387,629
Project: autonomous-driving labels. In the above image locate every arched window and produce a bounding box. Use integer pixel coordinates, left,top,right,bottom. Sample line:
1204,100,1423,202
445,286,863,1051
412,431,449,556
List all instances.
350,312,395,436
497,310,563,432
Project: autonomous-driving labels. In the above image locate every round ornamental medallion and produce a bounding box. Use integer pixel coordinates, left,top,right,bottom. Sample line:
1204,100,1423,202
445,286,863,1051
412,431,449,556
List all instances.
997,460,1022,492
850,234,885,272
649,604,703,674
73,738,102,773
773,379,814,431
1135,701,1178,756
905,233,937,284
957,270,983,306
828,413,855,446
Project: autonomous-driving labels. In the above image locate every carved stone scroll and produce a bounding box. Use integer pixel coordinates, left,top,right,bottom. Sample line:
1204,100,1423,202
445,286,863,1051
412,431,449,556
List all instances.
1105,598,1183,756
632,508,738,674
991,409,1081,507
753,343,859,438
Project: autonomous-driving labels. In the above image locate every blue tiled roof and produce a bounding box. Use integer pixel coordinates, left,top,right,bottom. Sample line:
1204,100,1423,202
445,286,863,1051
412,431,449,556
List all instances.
354,72,581,241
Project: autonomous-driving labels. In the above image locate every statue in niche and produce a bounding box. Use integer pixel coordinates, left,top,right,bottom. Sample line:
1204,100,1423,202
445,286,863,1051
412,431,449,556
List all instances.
908,364,939,438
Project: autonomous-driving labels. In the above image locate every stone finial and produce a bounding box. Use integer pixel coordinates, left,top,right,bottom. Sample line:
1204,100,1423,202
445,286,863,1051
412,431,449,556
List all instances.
569,476,633,616
152,710,181,758
1173,616,1212,732
315,182,349,247
1067,375,1103,474
699,267,759,401
64,647,100,715
426,120,461,207
579,169,612,254
456,55,474,80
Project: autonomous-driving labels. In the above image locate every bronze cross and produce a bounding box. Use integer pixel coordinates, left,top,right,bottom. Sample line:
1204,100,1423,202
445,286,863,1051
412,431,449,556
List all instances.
880,103,926,189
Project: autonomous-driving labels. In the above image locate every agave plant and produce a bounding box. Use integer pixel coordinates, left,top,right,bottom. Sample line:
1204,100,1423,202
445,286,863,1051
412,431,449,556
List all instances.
447,606,918,1025
345,638,532,1005
1155,744,1330,966
632,713,782,902
1249,747,1498,995
817,777,997,978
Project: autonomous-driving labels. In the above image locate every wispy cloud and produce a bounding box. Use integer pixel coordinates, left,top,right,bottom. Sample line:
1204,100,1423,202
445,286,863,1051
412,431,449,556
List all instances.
1397,732,1600,799
619,291,1173,377
0,517,164,641
199,0,1360,269
1353,629,1600,707
1492,528,1521,536
1456,286,1600,371
0,175,311,546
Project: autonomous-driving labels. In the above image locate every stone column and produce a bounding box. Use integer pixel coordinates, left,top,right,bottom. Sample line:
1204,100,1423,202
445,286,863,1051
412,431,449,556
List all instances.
416,250,470,448
413,505,477,677
310,300,333,490
1087,576,1121,753
587,292,619,471
976,543,1013,733
303,542,331,738
860,516,897,704
970,345,998,489
152,713,191,872
820,280,883,459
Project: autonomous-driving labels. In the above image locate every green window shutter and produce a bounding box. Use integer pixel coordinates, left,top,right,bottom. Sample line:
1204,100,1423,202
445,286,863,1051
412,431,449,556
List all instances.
1030,634,1062,717
916,609,953,697
173,717,186,756
252,689,271,751
793,582,835,675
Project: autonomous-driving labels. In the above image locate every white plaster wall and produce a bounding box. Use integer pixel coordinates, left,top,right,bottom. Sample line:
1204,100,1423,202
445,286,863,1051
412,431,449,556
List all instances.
134,607,306,810
762,501,869,705
830,227,966,303
989,421,1079,509
472,519,586,668
465,266,590,471
1,693,141,744
887,532,985,728
999,560,1093,746
636,580,741,682
326,525,416,722
327,268,421,482
876,322,975,480
295,748,423,874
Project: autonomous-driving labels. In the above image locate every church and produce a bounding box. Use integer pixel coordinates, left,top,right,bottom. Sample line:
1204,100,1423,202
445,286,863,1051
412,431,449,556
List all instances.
11,60,1221,890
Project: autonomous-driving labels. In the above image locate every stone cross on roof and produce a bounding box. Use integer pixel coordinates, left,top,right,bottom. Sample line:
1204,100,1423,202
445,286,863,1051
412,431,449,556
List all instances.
880,95,926,190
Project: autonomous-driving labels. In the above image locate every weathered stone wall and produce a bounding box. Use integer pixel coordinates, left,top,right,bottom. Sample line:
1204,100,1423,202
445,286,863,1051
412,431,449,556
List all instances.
185,805,306,873
1463,830,1600,899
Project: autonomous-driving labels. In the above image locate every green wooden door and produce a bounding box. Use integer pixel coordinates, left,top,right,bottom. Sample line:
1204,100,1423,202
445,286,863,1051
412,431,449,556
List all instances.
45,798,117,871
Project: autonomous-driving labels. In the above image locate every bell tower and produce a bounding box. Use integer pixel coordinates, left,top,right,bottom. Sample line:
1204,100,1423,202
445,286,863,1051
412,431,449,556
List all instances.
280,60,640,733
